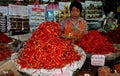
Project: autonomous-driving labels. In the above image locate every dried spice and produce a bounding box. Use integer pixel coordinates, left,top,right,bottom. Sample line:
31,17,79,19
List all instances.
0,32,13,44
98,66,111,76
77,30,117,54
113,64,120,74
0,44,13,61
17,21,81,69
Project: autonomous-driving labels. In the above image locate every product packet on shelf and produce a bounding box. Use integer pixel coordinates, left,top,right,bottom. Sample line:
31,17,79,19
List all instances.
0,6,8,33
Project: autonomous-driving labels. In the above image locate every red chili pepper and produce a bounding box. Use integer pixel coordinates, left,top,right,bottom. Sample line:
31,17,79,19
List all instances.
0,32,13,43
77,30,118,54
17,21,81,69
0,44,13,61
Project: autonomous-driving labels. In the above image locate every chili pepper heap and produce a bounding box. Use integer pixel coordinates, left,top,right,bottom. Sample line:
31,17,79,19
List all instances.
77,30,118,54
17,21,81,69
0,44,13,61
0,32,13,44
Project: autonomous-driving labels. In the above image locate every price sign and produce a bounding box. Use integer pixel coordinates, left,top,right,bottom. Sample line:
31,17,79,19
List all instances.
91,55,105,66
84,74,90,76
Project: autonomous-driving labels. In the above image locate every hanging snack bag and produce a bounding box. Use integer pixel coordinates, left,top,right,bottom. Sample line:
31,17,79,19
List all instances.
59,2,70,22
46,9,54,21
0,6,8,33
28,2,46,32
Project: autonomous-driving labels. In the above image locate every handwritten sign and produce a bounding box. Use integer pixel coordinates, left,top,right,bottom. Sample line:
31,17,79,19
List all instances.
84,74,90,76
28,5,45,27
91,55,105,66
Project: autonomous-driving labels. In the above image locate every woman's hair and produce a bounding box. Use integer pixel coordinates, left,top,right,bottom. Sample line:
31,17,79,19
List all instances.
70,0,82,13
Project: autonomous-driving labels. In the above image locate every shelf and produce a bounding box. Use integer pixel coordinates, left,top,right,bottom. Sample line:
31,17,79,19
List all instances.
85,1,103,29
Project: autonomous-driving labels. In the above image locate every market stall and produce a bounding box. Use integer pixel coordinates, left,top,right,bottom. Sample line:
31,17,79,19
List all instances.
0,0,120,76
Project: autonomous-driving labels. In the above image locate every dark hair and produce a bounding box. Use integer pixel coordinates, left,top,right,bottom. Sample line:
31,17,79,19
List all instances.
70,0,82,13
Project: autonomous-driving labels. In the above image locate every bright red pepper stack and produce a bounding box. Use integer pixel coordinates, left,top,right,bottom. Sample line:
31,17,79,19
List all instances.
17,21,81,69
77,30,118,54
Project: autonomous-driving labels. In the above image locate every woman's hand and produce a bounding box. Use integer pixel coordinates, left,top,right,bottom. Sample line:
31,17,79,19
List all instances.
70,30,83,43
61,30,83,44
61,33,72,39
72,29,83,38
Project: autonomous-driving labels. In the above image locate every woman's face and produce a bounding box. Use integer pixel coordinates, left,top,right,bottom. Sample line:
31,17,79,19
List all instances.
70,6,80,19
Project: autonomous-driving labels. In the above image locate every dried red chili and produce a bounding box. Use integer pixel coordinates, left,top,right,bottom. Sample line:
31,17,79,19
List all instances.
0,44,13,61
17,21,81,69
77,30,118,54
0,32,13,44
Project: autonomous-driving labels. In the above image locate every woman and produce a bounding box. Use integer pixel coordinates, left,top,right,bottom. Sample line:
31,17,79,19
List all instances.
60,0,88,43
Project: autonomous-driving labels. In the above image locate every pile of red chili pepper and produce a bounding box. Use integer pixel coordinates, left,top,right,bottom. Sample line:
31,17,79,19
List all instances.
77,30,118,54
17,21,81,69
0,44,13,61
99,26,120,44
0,32,13,44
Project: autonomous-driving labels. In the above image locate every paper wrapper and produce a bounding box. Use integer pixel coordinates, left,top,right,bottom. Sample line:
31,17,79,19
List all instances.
11,45,86,76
